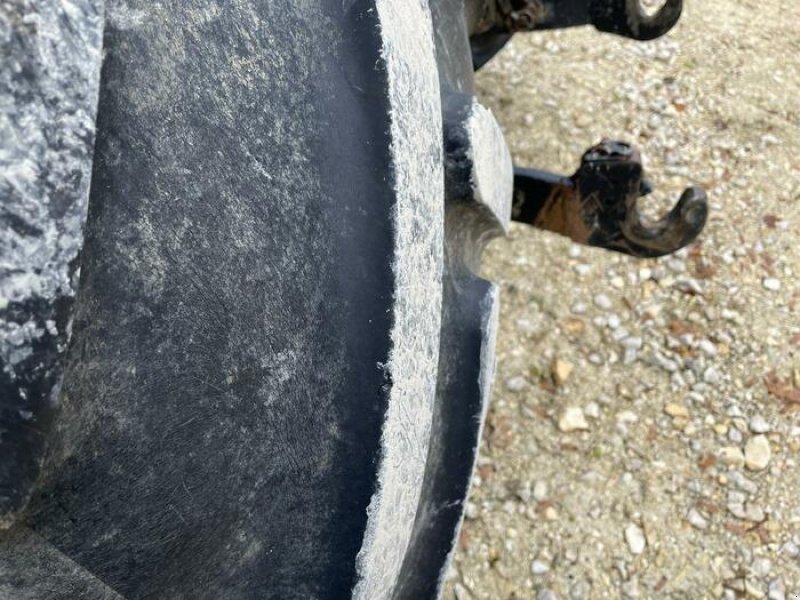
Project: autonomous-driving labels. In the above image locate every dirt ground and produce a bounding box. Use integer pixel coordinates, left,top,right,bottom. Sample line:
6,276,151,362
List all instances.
445,1,800,598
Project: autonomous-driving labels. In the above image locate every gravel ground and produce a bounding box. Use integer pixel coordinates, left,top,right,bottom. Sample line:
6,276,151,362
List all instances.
445,1,800,598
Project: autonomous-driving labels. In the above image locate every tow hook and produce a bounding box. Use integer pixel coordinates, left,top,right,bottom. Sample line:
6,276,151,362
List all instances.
476,0,682,38
591,0,683,41
472,0,684,69
511,140,707,258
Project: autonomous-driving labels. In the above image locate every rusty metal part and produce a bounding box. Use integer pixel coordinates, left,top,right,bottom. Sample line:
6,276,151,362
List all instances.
474,0,546,35
512,140,707,258
473,0,681,35
471,0,683,69
496,0,547,32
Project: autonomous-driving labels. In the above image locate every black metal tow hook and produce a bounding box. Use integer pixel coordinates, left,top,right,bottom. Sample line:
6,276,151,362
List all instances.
475,0,683,38
591,0,683,41
471,0,684,69
511,140,707,258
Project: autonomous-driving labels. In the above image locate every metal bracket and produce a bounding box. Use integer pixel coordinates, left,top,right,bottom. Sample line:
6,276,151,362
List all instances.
591,0,682,41
471,0,683,69
512,140,707,258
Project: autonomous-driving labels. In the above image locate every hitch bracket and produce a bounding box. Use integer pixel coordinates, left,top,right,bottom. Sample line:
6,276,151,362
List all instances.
511,140,707,258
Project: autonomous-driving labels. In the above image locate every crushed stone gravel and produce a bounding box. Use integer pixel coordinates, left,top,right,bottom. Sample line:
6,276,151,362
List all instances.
444,0,800,597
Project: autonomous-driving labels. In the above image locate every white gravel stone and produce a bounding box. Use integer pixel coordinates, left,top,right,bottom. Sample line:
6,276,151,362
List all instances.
751,558,773,578
531,559,550,575
623,348,639,365
667,258,685,273
768,578,786,600
620,576,640,599
697,339,717,356
611,327,629,342
671,371,687,388
573,263,591,276
505,376,526,392
512,481,533,504
676,278,704,295
780,541,799,558
558,407,589,432
729,428,744,444
515,318,536,333
594,293,612,310
744,580,767,599
687,391,705,404
687,508,709,529
620,336,643,350
721,308,743,323
654,353,680,372
728,490,747,505
569,581,590,600
454,583,473,600
615,558,627,580
719,447,745,468
624,524,646,555
749,414,770,433
584,401,601,419
533,480,548,502
744,504,766,522
703,366,722,385
728,503,746,519
763,277,781,291
728,471,759,495
744,435,772,471
571,302,587,314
